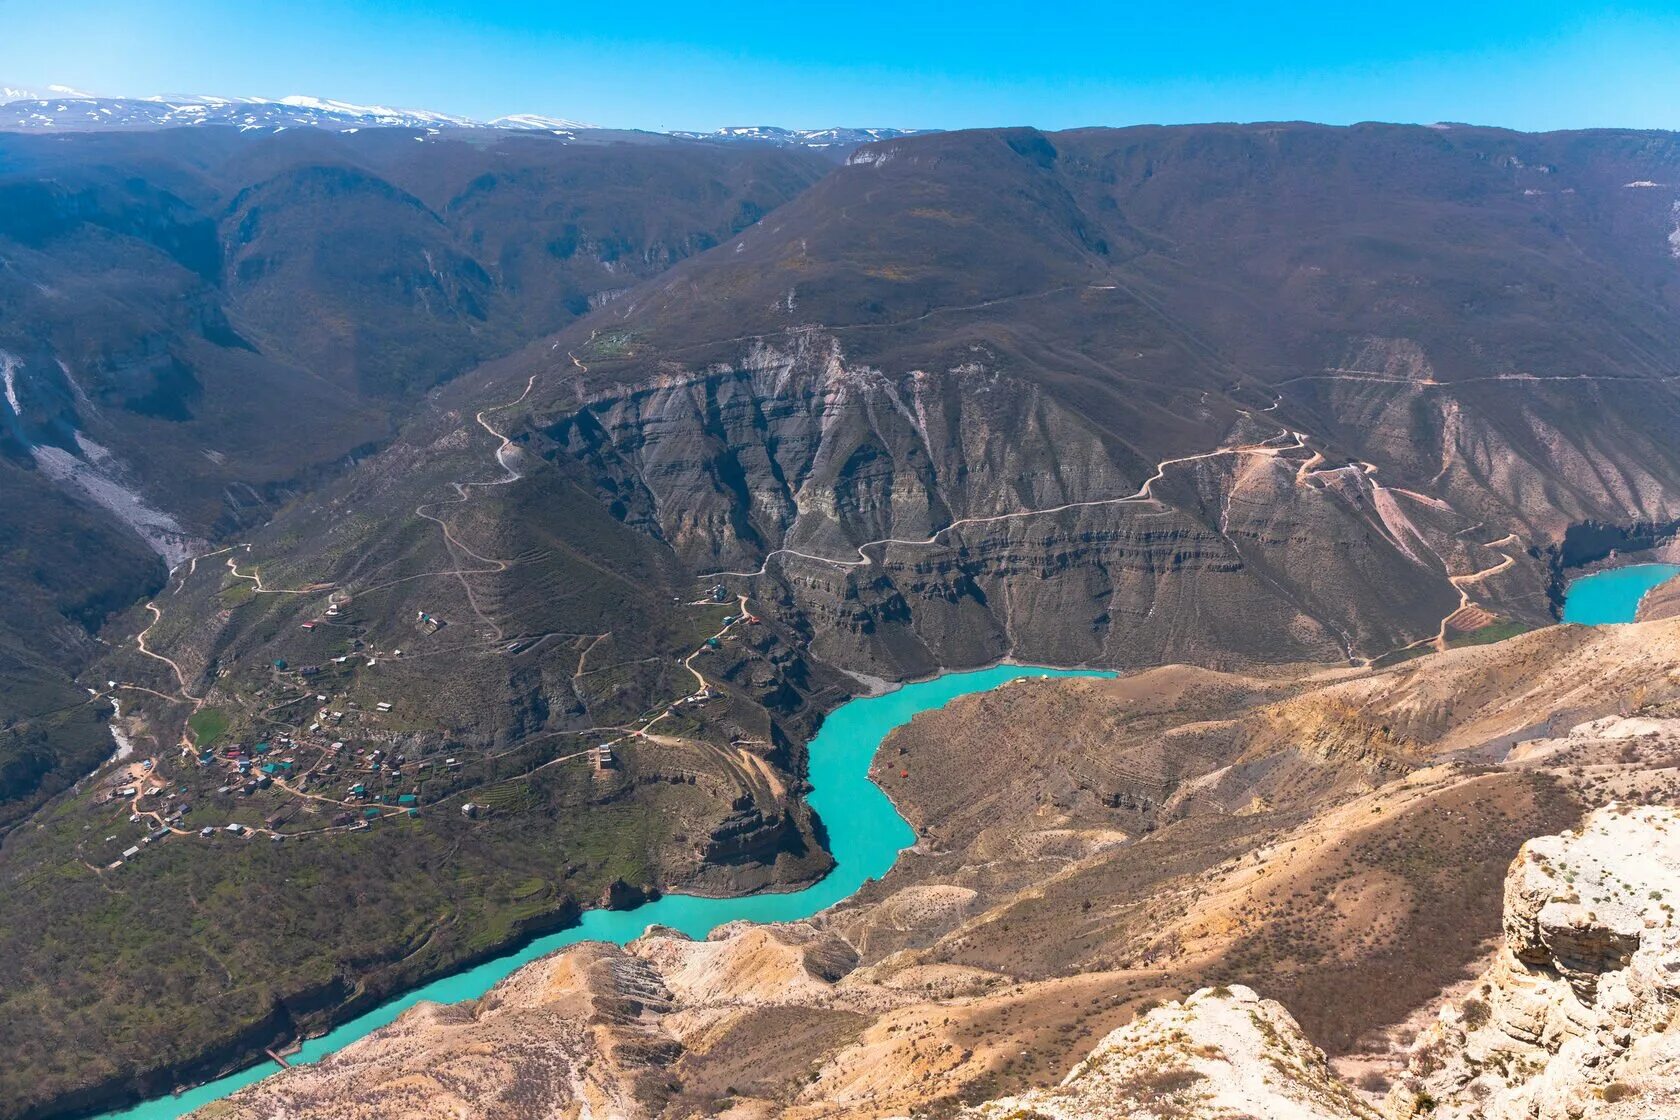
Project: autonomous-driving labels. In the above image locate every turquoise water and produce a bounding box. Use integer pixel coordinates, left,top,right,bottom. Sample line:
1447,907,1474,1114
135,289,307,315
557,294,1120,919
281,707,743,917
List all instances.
98,663,1114,1119
1561,563,1680,624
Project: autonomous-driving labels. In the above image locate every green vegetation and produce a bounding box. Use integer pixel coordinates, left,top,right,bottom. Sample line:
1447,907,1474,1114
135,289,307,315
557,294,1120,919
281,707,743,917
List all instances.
0,461,164,833
0,750,706,1116
188,707,233,747
1446,620,1533,649
1370,644,1434,669
579,328,642,359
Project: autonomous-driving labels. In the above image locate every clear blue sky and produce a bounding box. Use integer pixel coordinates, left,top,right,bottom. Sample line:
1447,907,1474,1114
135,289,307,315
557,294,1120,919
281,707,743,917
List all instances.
5,1,1680,132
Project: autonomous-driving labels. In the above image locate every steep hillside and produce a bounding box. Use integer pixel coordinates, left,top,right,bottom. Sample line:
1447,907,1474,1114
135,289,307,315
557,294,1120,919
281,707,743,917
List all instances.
23,119,1680,1119
404,122,1680,680
198,616,1680,1120
0,127,827,830
17,121,1680,1118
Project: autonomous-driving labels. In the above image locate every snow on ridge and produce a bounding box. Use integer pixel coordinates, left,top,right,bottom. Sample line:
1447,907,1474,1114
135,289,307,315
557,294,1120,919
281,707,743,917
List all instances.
0,349,21,416
489,113,593,130
0,85,915,148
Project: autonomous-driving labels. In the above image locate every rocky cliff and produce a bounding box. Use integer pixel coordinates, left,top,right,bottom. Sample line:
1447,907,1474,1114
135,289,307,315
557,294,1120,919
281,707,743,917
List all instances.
197,623,1680,1120
961,985,1379,1120
1394,806,1680,1119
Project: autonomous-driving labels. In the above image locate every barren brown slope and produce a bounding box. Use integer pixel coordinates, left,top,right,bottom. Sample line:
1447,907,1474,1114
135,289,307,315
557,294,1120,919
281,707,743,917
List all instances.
353,122,1680,688
202,616,1680,1119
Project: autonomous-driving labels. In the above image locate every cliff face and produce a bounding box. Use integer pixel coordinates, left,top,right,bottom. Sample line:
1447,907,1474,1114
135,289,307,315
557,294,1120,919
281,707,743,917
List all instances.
476,121,1680,679
1395,807,1680,1120
205,808,1680,1120
540,335,1537,675
197,623,1680,1120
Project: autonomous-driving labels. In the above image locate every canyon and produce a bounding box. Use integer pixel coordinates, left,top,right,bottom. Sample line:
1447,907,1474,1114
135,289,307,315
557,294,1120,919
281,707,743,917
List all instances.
7,120,1680,1118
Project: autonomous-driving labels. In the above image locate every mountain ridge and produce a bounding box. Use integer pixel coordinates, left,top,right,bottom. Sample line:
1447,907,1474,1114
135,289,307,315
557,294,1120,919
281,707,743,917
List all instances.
0,82,926,150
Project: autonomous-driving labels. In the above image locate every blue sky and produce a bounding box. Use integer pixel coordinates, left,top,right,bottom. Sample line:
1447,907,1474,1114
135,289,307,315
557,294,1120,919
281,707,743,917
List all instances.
5,1,1680,132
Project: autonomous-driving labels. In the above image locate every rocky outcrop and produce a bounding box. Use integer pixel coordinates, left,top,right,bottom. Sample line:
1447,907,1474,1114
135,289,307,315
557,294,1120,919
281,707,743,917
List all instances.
1635,573,1680,622
1394,806,1680,1120
961,985,1379,1120
193,656,1680,1120
542,337,1491,675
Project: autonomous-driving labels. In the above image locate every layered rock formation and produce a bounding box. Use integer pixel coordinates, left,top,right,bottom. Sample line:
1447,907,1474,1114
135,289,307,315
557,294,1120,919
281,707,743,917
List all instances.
1395,806,1680,1119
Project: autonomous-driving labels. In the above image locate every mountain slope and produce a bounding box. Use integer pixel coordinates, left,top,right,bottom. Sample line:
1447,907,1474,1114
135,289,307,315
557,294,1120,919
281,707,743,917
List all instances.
0,127,828,831
199,616,1680,1120
442,123,1680,678
14,121,1680,1119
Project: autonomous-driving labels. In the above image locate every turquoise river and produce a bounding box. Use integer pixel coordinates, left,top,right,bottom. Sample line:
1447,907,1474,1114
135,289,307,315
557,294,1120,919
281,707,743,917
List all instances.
1561,562,1680,625
100,663,1115,1119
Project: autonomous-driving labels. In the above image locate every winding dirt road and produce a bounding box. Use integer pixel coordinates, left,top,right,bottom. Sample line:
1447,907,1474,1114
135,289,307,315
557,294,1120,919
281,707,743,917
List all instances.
700,432,1309,579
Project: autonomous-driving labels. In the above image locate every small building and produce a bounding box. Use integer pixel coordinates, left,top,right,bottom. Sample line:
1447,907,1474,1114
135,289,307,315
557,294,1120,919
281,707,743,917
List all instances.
224,823,244,834
461,803,477,818
363,808,379,820
376,702,393,712
397,794,418,807
122,846,141,859
704,637,721,650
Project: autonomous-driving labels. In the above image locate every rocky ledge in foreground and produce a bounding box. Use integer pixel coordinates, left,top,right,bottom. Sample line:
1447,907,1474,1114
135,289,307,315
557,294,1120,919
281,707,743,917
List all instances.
958,983,1378,1120
1392,804,1680,1120
960,806,1680,1120
195,806,1680,1120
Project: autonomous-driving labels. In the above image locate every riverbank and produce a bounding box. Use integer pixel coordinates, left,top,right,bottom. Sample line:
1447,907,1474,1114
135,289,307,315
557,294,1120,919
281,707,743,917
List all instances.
1562,563,1680,625
90,664,1114,1120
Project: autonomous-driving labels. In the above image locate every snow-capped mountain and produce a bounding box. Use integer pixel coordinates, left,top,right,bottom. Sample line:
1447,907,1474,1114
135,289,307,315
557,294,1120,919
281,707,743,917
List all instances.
0,89,591,133
0,83,916,151
669,125,925,149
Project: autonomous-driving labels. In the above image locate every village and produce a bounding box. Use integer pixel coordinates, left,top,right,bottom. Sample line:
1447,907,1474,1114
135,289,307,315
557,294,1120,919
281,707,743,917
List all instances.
87,583,762,874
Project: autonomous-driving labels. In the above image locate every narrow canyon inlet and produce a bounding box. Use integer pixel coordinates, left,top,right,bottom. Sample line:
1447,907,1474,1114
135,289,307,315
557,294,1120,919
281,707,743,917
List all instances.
8,10,1680,1120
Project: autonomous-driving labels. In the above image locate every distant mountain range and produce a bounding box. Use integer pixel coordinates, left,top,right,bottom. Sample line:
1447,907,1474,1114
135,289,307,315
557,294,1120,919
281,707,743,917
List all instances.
0,83,924,148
